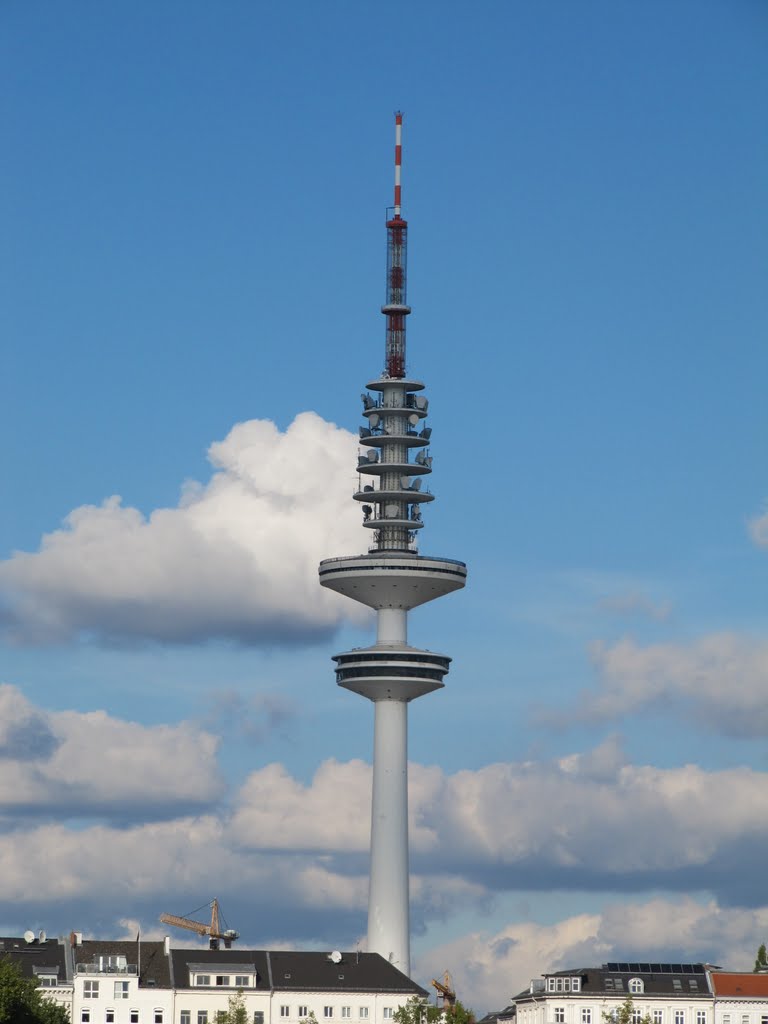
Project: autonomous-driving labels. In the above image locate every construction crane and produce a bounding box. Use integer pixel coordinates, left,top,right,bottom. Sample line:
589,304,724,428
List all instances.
432,971,457,1012
159,898,239,949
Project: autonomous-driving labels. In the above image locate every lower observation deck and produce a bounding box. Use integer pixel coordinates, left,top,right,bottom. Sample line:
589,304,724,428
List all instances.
333,644,451,700
319,553,467,610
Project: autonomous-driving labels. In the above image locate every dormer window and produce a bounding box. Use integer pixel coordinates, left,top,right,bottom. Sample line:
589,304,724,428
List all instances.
629,980,644,994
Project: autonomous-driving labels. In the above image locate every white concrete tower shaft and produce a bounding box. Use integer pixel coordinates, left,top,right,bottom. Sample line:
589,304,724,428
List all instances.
318,114,466,976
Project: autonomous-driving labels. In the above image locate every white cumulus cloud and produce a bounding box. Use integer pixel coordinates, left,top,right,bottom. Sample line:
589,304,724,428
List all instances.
0,683,223,817
570,633,768,736
0,413,366,647
416,898,768,1013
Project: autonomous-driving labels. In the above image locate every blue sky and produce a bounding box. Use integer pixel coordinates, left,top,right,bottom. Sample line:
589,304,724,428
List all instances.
2,0,768,1011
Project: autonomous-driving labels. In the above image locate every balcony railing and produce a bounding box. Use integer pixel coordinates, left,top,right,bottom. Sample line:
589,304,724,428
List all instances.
76,962,137,975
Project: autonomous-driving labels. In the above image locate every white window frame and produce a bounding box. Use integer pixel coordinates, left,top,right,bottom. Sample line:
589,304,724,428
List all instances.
360,1010,369,1020
629,980,643,995
653,1013,663,1024
106,1012,115,1024
114,981,130,1000
342,1010,351,1020
81,1011,91,1024
582,1009,592,1024
180,1013,191,1024
696,1013,706,1024
154,1011,164,1024
216,976,231,988
674,1011,685,1024
196,975,211,987
129,1011,139,1024
84,980,100,999
325,1010,334,1020
198,1012,209,1024
572,979,581,993
299,1009,309,1019
236,975,250,988
383,1012,393,1022
281,1008,290,1019
555,1009,565,1024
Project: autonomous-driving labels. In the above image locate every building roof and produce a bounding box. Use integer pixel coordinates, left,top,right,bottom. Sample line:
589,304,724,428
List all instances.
0,936,67,981
76,939,172,988
710,973,768,998
170,948,427,996
514,963,712,1001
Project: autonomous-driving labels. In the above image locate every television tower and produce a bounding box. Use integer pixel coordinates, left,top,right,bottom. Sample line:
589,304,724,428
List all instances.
319,113,467,976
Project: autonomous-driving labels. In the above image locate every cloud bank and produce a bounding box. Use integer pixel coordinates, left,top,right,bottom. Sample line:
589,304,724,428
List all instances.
417,898,768,1012
0,413,365,647
557,633,768,737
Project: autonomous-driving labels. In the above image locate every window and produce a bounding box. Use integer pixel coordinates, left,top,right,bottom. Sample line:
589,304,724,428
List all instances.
547,980,556,993
216,976,230,987
181,1014,191,1024
82,1012,91,1024
155,1013,164,1024
325,1010,334,1020
196,975,211,987
130,1013,139,1024
384,1012,393,1021
572,979,581,993
556,980,564,993
106,1013,115,1024
761,1017,768,1024
281,1008,290,1018
84,981,100,999
696,1013,705,1024
198,1013,209,1024
360,1011,369,1020
299,1009,309,1019
343,1010,352,1020
674,1011,685,1024
555,1010,565,1024
742,1016,750,1024
115,981,129,999
254,1015,264,1024
673,981,682,992
631,1011,642,1024
582,1010,592,1024
236,976,250,987
39,976,57,987
629,980,643,995
653,1013,663,1024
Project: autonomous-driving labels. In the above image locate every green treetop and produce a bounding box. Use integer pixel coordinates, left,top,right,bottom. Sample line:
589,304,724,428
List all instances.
0,958,70,1024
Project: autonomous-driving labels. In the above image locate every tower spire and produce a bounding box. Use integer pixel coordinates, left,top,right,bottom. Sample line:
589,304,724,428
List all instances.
319,113,466,977
383,112,410,380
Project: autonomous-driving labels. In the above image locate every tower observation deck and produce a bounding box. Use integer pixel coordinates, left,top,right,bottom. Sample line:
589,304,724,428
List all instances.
318,113,467,977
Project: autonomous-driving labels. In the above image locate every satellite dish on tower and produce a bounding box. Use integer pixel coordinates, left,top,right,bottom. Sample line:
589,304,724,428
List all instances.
330,950,342,964
38,930,47,943
24,930,35,944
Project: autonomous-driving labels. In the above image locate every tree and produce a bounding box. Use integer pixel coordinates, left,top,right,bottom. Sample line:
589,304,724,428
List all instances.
394,997,442,1024
602,998,653,1024
754,944,768,973
0,958,69,1024
393,996,475,1024
215,990,249,1024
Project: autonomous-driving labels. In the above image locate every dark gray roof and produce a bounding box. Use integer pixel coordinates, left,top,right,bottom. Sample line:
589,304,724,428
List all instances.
514,964,712,1002
0,937,67,982
170,949,426,995
76,939,172,988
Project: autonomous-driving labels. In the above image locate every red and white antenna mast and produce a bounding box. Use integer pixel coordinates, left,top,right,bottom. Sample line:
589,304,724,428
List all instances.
383,112,410,378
